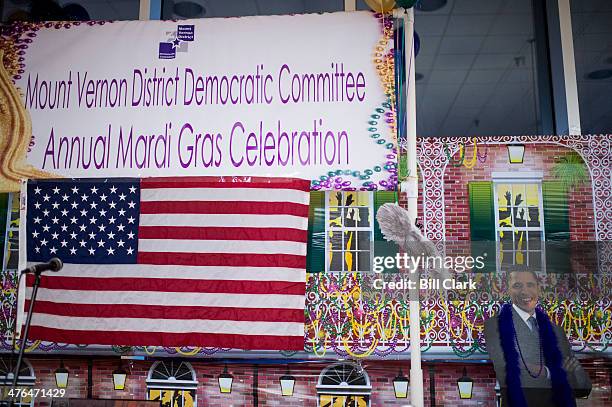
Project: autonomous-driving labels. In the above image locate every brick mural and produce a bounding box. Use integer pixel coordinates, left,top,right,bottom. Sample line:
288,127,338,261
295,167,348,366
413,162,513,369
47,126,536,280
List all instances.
6,358,608,406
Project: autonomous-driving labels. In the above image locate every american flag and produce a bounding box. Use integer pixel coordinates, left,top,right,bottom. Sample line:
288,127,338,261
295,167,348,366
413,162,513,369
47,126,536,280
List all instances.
21,177,308,350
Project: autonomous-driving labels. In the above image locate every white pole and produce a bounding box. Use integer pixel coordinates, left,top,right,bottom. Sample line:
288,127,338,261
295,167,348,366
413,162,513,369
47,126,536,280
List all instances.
395,6,424,407
138,0,151,20
344,0,356,12
557,0,581,135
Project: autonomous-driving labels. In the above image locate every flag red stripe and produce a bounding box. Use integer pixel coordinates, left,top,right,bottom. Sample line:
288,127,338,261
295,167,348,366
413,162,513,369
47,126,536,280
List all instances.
138,252,306,268
26,177,308,350
141,177,310,191
25,301,304,322
28,275,306,295
140,201,308,216
138,226,307,242
28,326,304,350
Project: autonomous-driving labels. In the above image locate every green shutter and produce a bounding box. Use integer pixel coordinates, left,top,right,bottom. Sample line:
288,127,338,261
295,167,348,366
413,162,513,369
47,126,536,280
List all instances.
542,181,570,240
374,191,398,272
374,191,398,243
469,182,495,241
0,193,8,270
468,182,495,273
542,181,571,273
306,191,325,273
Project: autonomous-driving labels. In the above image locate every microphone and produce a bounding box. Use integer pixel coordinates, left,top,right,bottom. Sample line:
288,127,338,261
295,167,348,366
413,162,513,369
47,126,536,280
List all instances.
22,258,63,274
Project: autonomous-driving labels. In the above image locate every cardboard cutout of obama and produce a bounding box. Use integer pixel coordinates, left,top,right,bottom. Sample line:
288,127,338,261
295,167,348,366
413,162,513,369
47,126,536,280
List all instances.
484,271,592,407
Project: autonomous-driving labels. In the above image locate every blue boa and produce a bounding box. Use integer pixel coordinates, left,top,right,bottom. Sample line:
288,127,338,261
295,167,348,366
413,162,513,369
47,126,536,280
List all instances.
498,303,575,407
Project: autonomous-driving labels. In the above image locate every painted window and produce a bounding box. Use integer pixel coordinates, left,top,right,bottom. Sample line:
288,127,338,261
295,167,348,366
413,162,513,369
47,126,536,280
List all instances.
319,394,369,407
0,359,36,407
325,192,374,272
148,389,195,407
146,361,197,407
317,362,372,407
1,193,19,272
1,193,21,340
493,182,545,271
308,191,395,274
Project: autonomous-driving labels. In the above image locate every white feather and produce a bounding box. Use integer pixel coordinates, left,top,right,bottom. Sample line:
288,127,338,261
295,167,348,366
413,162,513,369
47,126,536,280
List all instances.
376,203,450,282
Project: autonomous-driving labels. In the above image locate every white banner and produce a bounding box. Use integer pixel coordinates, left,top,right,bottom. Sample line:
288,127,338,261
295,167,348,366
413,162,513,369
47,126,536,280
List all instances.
1,12,398,191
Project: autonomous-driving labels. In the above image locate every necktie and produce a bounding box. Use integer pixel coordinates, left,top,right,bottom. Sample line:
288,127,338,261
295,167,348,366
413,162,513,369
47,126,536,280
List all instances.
527,316,537,332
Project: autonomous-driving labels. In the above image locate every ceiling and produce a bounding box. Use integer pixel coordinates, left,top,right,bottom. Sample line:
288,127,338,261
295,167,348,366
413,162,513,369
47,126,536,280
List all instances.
1,0,141,20
413,0,539,137
1,0,610,136
569,0,612,134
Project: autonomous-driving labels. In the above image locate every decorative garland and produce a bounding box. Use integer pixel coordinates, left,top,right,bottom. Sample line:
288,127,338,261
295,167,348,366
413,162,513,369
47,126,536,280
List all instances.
461,139,478,169
310,12,398,192
0,273,609,357
444,140,465,167
442,138,489,169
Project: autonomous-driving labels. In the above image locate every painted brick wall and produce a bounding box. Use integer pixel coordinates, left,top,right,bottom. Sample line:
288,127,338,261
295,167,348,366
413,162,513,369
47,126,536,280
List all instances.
32,359,87,406
442,144,596,242
17,358,610,406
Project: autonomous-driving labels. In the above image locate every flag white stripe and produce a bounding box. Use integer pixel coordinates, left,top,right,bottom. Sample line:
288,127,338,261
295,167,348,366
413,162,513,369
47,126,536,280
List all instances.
139,213,308,229
24,178,309,349
28,263,306,282
27,288,305,309
31,314,304,336
141,188,309,204
138,239,306,255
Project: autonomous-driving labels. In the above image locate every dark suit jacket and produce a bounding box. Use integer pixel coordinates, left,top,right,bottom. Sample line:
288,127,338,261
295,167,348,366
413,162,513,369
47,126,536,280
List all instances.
484,307,591,406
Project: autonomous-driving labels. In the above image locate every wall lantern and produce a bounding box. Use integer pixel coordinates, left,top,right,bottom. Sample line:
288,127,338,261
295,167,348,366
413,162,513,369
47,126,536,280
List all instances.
279,366,296,397
457,367,474,399
54,360,69,389
112,364,128,391
393,368,409,398
218,365,233,394
507,144,525,164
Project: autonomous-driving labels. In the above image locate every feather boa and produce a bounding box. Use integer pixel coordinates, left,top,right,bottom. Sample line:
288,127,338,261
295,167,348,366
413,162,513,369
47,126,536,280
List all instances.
498,303,576,407
375,203,449,281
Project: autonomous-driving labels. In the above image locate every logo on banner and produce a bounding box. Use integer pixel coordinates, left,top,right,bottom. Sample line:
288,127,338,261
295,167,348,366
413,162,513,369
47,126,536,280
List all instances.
158,25,195,59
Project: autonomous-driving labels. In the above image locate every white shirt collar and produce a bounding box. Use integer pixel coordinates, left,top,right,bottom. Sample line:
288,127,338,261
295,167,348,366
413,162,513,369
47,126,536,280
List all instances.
512,303,535,327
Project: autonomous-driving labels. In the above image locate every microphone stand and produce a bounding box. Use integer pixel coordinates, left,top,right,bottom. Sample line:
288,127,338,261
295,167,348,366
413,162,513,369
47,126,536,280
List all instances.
10,268,43,406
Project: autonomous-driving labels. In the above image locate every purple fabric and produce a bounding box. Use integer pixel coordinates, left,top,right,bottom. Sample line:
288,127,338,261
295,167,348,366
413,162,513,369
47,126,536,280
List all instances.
535,307,576,407
498,303,576,407
499,303,529,407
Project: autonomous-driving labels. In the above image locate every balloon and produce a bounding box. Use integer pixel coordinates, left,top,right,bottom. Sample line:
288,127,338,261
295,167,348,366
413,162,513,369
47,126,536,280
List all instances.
364,0,396,13
396,0,418,8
